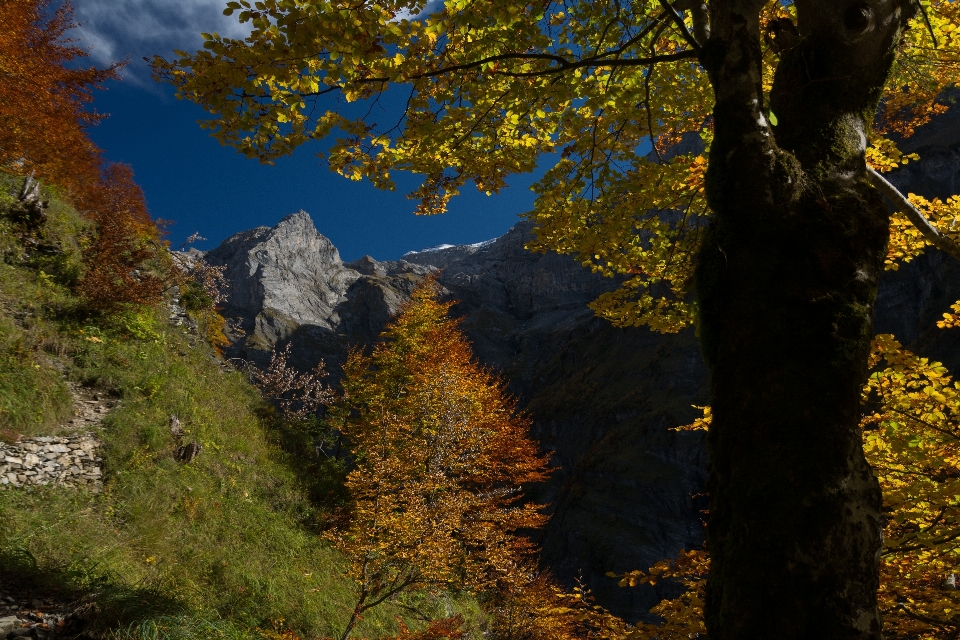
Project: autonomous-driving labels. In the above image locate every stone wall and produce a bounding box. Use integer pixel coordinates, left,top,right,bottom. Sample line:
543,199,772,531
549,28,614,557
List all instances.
0,435,102,491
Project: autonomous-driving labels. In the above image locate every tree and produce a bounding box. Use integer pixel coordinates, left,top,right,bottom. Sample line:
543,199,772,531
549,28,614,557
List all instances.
325,280,550,640
77,163,167,309
0,0,119,195
245,342,333,420
611,320,960,638
0,0,173,312
154,0,960,634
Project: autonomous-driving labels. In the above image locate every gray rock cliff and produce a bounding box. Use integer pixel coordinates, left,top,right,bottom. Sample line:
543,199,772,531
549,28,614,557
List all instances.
205,211,432,371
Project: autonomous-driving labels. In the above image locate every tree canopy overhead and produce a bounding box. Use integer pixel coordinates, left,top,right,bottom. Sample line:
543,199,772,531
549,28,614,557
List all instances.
154,0,956,330
156,0,960,635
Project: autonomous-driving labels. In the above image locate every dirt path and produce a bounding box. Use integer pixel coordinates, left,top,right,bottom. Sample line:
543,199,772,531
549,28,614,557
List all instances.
58,382,116,433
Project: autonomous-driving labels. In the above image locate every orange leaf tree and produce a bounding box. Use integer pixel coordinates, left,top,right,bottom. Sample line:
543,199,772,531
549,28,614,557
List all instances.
325,279,551,640
1,0,172,312
76,163,167,309
0,0,118,194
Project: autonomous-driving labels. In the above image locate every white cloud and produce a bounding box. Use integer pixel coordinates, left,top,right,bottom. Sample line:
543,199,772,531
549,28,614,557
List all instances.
394,0,444,22
71,0,449,84
72,0,251,83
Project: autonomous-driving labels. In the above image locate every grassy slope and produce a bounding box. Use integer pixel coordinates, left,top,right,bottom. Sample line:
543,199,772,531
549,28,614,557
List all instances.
0,174,453,639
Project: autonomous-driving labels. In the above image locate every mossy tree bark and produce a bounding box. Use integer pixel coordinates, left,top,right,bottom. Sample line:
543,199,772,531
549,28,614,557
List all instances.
695,0,916,636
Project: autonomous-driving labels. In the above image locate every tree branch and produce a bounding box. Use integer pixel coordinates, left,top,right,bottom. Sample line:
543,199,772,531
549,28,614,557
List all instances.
891,602,956,630
644,64,663,164
360,572,418,612
867,166,960,263
658,0,702,51
405,49,697,80
864,403,960,442
674,0,710,44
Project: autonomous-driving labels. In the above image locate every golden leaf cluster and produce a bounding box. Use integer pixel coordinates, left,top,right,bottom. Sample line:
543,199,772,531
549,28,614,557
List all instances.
886,195,960,271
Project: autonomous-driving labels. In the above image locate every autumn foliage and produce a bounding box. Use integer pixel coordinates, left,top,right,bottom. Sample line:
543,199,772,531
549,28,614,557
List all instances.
17,0,960,632
325,279,552,639
388,616,468,640
0,0,175,311
75,163,167,309
154,0,956,335
0,0,118,195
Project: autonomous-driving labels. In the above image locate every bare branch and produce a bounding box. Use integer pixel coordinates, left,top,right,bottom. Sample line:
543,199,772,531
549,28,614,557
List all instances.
404,49,698,81
867,167,960,263
246,343,333,421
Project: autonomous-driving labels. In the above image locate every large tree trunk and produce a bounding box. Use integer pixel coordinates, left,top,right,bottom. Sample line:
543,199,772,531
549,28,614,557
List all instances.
695,0,915,636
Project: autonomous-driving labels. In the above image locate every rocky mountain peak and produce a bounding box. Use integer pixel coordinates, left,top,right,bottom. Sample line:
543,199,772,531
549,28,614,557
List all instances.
204,210,360,354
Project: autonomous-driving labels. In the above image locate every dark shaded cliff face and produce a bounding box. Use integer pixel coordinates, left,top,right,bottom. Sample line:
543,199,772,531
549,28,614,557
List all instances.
198,98,960,623
202,213,710,621
877,93,960,369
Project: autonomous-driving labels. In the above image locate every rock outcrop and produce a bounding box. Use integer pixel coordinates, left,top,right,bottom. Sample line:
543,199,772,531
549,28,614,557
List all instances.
204,211,432,372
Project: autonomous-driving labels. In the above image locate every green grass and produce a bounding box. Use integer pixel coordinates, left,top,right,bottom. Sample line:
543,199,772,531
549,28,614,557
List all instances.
0,174,86,436
0,173,477,638
0,309,367,635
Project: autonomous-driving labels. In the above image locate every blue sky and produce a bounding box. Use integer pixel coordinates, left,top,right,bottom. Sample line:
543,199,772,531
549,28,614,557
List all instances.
74,0,540,260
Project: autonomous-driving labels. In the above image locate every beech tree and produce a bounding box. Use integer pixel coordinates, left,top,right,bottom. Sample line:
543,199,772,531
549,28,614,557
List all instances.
0,0,118,195
154,0,960,634
325,280,549,640
616,321,960,637
78,163,167,308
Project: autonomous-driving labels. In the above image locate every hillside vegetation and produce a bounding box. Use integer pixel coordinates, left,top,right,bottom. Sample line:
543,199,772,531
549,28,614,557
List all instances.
0,173,458,639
